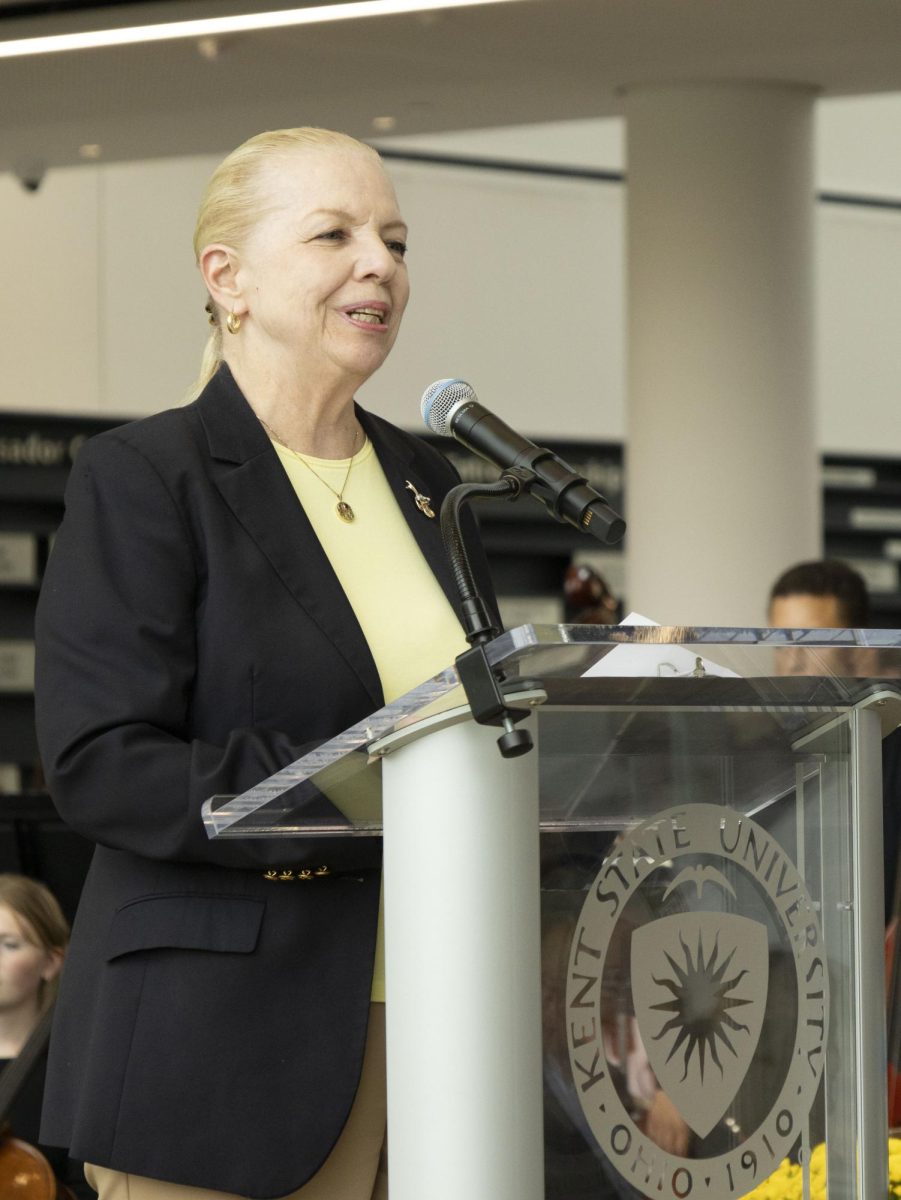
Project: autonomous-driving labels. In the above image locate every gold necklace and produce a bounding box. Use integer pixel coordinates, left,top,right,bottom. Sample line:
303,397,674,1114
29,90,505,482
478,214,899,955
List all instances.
260,418,361,523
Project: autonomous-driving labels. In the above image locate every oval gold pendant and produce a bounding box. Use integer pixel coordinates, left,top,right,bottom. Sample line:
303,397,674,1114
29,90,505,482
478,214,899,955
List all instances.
336,501,355,523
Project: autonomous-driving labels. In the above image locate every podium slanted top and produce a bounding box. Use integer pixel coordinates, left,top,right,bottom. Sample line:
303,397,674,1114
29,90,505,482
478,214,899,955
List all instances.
201,623,901,839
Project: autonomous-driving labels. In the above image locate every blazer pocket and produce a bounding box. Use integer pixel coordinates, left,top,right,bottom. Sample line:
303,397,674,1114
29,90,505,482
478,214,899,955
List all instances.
106,893,265,961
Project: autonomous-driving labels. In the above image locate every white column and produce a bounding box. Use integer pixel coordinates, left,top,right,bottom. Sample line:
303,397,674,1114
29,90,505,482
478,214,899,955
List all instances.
624,84,819,626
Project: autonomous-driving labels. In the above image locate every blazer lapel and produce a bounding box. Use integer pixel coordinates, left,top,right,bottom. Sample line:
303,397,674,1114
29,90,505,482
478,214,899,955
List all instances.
193,367,383,708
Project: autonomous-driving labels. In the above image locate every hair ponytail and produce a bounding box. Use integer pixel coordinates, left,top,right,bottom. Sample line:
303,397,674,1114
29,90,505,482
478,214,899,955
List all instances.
185,328,223,402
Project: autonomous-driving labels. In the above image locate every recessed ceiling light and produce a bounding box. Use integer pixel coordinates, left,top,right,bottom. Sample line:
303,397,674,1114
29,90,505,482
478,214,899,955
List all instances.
372,116,398,132
0,0,528,59
78,143,102,159
196,36,221,61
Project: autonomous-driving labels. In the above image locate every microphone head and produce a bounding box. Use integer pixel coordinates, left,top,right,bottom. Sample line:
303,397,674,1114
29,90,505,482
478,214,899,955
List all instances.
420,378,476,436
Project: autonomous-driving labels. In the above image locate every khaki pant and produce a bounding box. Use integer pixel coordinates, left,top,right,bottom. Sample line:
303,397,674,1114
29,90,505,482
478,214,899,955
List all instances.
86,1004,387,1200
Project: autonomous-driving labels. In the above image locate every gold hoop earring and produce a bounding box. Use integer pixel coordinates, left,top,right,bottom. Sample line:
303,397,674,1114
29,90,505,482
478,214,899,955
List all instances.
226,311,242,335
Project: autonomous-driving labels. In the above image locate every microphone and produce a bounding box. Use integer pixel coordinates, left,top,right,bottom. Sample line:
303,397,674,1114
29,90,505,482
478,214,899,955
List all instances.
421,378,626,545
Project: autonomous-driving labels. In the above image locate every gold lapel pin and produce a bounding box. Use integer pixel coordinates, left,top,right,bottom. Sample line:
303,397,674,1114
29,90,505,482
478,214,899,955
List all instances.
404,480,435,518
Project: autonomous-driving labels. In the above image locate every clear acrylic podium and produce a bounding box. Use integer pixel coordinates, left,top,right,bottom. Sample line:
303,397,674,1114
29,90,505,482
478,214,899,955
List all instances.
202,625,901,1200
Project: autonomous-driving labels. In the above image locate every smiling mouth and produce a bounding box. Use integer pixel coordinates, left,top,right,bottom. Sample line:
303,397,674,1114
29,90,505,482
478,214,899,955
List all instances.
346,307,387,325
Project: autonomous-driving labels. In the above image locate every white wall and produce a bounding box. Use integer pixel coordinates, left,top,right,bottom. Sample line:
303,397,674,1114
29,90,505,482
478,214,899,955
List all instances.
360,162,625,440
816,204,901,454
816,93,901,196
0,156,215,417
100,159,218,415
0,168,101,411
1,97,900,457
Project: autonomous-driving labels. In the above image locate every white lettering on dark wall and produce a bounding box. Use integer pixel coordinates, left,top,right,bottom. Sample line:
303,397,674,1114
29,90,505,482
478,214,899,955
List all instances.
0,434,67,466
0,430,90,467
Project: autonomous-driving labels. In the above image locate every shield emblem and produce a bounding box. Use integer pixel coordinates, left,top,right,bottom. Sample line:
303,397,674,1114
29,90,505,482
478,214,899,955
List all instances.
631,912,769,1138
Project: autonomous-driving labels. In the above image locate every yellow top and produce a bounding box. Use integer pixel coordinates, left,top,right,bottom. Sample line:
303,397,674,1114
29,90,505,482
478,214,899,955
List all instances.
271,434,469,1000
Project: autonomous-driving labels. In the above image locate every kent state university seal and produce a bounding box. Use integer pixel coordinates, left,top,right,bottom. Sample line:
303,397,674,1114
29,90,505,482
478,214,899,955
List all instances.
566,803,828,1200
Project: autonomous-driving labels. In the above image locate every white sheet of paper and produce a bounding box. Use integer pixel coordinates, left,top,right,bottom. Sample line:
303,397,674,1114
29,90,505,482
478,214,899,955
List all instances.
581,612,739,678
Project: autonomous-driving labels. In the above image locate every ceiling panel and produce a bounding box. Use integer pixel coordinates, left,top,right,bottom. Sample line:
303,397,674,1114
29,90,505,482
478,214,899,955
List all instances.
2,0,900,176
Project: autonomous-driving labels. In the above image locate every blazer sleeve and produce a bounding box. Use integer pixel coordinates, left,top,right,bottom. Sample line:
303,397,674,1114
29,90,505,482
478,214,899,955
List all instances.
34,433,379,871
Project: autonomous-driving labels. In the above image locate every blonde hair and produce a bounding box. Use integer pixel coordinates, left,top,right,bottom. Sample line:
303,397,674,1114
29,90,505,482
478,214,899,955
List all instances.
188,127,382,400
0,874,69,1010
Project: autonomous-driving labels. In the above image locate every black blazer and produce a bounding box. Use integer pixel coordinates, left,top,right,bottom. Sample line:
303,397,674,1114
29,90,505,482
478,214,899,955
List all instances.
34,364,497,1198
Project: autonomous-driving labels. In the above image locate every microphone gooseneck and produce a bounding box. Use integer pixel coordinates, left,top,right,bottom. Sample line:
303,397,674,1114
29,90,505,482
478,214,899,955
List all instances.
421,377,626,759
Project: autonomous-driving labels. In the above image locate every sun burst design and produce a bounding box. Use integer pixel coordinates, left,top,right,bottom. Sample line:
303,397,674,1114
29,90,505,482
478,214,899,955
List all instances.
648,929,752,1082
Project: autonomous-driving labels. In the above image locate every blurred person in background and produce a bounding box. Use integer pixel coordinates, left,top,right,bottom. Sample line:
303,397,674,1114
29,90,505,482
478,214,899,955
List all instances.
563,562,621,625
768,558,870,630
0,873,89,1198
766,557,901,924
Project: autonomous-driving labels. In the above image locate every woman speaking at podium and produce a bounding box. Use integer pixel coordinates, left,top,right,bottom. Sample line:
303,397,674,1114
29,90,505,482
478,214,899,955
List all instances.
34,127,496,1200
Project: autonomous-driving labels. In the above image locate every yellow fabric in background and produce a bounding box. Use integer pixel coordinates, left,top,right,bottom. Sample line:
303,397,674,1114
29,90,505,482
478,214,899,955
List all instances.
272,436,468,1000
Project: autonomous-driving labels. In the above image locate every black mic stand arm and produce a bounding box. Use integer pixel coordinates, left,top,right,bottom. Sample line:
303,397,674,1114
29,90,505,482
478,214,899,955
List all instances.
441,467,537,759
